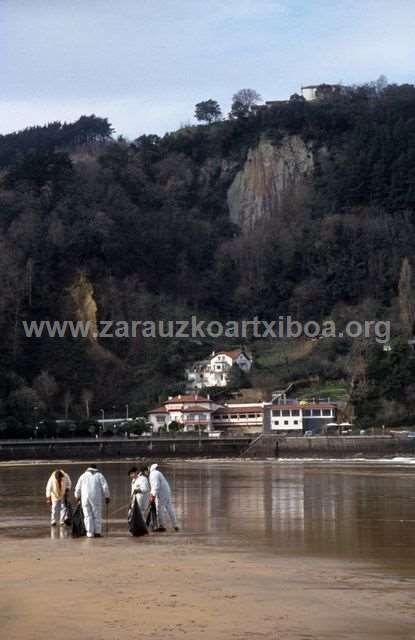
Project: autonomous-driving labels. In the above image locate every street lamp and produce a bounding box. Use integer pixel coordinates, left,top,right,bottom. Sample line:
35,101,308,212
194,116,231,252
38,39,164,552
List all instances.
125,404,129,421
33,404,39,439
100,408,105,429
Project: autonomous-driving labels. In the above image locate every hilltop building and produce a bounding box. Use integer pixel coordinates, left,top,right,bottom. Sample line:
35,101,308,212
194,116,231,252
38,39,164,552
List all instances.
301,84,344,101
186,348,252,390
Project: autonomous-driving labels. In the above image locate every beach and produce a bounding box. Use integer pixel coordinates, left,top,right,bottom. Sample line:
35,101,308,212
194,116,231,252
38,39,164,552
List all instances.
1,459,415,639
1,534,414,640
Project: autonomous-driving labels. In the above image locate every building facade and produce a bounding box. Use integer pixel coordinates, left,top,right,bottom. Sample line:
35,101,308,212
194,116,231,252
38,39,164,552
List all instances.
212,403,265,434
186,349,252,390
263,398,337,434
301,84,343,102
148,394,263,434
148,394,220,432
148,394,337,435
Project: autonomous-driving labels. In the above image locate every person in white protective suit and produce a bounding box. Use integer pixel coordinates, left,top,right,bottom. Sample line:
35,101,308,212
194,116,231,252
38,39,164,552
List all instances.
46,469,72,526
74,465,110,538
149,463,179,532
128,465,151,514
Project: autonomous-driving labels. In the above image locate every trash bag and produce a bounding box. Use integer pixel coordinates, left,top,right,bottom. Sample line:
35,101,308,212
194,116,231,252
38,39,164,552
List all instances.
145,502,159,531
62,495,73,527
71,503,86,538
128,498,148,537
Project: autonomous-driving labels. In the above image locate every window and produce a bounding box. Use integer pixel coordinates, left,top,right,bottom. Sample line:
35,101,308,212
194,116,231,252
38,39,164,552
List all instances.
239,414,247,419
282,410,290,417
312,409,321,417
291,409,300,416
294,420,299,425
303,410,311,416
248,414,256,418
272,410,281,417
273,420,279,425
156,416,165,423
284,420,289,425
322,409,331,416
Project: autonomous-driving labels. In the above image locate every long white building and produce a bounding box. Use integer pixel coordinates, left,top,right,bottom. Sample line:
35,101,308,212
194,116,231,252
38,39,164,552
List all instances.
148,394,337,435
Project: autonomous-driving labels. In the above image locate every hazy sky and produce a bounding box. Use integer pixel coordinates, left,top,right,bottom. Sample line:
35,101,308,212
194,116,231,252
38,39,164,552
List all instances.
1,0,414,139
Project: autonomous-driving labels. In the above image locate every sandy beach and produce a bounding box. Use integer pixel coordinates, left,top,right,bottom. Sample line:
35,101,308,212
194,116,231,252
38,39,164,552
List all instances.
1,533,414,640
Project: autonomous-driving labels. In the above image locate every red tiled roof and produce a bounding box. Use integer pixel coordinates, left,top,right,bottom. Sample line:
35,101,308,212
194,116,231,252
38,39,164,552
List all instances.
148,406,168,414
214,349,249,361
183,405,213,413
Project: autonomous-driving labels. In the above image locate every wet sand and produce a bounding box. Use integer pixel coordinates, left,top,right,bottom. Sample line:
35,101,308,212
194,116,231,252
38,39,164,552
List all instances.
1,533,414,640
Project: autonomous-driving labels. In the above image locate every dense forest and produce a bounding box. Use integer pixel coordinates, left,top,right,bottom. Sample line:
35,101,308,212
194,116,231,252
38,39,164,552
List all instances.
2,82,415,436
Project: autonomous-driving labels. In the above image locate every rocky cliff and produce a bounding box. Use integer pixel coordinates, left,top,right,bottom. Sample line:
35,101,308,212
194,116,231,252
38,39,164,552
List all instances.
227,135,314,232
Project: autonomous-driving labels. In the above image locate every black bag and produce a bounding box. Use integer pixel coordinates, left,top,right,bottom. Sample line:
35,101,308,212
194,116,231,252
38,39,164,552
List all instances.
71,503,86,538
62,495,73,527
145,501,158,531
128,498,148,537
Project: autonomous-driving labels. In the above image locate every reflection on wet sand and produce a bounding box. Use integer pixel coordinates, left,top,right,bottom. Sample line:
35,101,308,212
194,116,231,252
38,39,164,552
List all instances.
1,461,415,567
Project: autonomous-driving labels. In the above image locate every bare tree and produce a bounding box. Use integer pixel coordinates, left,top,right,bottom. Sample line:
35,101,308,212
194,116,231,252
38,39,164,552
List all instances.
399,257,415,336
81,388,94,418
230,88,262,118
33,371,59,413
63,389,73,420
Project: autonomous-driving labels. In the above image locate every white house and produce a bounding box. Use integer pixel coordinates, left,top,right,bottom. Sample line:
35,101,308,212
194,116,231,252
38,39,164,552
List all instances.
148,394,264,434
301,84,343,102
186,349,253,390
148,394,221,432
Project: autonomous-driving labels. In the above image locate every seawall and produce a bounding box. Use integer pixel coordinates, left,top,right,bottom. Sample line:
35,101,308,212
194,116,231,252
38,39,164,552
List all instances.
1,435,415,462
243,434,415,458
0,436,252,462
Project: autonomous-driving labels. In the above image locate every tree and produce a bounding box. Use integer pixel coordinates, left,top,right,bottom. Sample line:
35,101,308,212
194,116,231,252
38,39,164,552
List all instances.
168,420,184,432
230,88,262,118
81,388,94,418
63,390,73,420
289,93,305,103
194,100,222,124
399,257,415,337
228,364,251,390
33,371,59,414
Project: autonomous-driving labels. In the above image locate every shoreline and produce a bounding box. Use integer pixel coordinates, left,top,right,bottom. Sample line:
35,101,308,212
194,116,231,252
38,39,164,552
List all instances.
1,455,415,468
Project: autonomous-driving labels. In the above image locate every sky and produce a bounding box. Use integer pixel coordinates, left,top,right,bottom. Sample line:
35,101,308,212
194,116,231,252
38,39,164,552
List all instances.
1,0,415,139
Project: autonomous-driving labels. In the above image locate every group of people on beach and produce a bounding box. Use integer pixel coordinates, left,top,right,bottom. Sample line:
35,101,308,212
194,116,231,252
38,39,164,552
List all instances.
45,463,178,538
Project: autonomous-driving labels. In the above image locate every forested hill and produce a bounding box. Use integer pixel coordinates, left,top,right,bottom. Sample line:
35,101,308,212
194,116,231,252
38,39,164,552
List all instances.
2,83,415,434
0,115,113,168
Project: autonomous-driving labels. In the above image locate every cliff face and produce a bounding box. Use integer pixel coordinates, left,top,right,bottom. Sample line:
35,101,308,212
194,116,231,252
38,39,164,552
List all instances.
227,135,314,232
67,272,98,341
